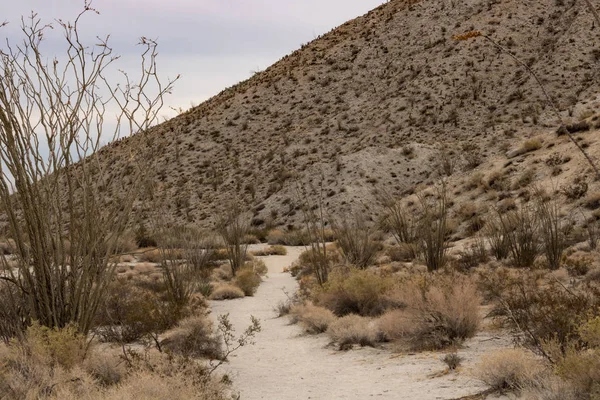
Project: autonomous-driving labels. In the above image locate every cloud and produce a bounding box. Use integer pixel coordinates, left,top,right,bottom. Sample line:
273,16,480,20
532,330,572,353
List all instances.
3,0,385,119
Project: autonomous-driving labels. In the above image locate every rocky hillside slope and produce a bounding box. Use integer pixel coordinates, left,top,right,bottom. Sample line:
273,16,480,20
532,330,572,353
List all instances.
97,0,600,231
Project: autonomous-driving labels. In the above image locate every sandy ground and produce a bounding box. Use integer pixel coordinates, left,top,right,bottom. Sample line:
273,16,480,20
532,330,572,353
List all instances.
210,246,512,400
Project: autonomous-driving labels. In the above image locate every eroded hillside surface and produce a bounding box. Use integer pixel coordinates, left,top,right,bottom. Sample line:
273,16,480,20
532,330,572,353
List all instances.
98,0,600,229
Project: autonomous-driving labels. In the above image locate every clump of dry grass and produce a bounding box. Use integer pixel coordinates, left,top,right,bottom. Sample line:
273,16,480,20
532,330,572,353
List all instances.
327,314,378,350
290,303,336,334
477,349,546,391
209,284,245,300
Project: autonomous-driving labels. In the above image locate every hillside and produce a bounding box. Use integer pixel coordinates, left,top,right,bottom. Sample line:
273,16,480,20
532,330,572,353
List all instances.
97,0,600,231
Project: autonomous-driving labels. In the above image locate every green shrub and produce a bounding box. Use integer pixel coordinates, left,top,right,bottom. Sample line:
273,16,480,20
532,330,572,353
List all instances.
316,268,393,317
96,280,183,343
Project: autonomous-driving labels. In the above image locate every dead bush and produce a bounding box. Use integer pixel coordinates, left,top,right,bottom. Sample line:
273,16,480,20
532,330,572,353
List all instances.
209,284,245,300
161,315,222,359
290,303,336,334
316,268,394,317
327,314,378,350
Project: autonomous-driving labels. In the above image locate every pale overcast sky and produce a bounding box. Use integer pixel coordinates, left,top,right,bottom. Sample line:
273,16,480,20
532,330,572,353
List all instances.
2,1,385,120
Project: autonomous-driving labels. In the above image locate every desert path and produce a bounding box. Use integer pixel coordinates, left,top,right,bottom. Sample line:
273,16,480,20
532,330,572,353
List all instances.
209,246,508,400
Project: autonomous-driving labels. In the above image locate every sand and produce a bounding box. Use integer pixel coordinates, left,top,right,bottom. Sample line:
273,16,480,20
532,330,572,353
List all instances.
210,246,512,400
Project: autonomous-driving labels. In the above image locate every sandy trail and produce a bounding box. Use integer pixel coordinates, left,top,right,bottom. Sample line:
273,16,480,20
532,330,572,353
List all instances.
210,246,509,400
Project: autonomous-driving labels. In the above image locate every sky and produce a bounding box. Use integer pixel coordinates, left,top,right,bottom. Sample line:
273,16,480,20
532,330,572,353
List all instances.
2,0,385,121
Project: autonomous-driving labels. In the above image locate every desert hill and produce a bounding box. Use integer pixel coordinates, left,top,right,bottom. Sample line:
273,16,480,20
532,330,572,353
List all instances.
97,0,600,232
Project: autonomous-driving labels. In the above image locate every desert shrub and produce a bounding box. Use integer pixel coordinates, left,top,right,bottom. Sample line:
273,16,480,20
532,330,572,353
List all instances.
113,232,138,255
209,284,245,300
252,245,287,256
267,229,334,246
234,267,261,296
246,259,268,276
584,192,600,210
477,349,546,391
561,178,588,200
134,224,157,248
217,204,250,276
442,353,463,370
481,270,600,358
512,168,536,190
563,254,592,277
83,348,127,386
138,248,162,263
376,309,410,341
290,303,336,334
379,197,417,245
292,245,340,282
385,243,419,261
454,237,489,271
161,315,222,359
96,280,183,343
22,322,87,370
483,218,510,260
486,170,509,192
497,207,540,268
536,195,566,270
520,138,543,153
0,239,15,255
386,274,481,350
0,281,28,343
316,268,394,317
416,185,449,272
331,215,381,269
327,314,378,350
